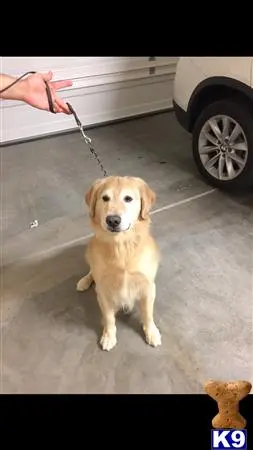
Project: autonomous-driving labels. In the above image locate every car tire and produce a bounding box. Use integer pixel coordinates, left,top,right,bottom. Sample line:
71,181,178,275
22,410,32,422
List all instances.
192,99,253,190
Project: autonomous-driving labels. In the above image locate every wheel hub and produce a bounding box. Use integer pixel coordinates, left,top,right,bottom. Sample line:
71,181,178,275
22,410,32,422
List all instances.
219,142,231,154
220,143,227,153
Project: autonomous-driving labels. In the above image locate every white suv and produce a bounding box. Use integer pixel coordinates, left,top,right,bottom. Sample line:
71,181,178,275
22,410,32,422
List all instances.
173,57,253,190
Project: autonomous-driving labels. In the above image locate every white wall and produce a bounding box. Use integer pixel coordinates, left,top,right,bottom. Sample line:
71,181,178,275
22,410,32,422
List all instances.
1,57,178,143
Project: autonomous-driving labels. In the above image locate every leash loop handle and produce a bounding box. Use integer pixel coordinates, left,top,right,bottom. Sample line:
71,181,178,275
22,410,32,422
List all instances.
0,70,55,114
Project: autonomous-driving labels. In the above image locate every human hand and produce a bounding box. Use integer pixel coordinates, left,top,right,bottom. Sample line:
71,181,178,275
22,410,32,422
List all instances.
21,71,72,114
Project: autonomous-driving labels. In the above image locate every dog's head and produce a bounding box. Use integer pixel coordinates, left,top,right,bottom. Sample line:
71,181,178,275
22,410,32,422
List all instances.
85,176,156,234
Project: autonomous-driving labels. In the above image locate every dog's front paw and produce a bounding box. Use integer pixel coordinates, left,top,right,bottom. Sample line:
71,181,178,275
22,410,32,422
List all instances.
100,330,117,351
76,275,92,292
144,324,161,348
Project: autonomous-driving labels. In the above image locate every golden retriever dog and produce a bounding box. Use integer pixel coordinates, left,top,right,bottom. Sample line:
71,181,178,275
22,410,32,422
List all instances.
76,176,161,351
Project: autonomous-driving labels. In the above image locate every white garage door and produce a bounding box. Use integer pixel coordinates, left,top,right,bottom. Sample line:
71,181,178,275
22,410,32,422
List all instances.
1,57,178,144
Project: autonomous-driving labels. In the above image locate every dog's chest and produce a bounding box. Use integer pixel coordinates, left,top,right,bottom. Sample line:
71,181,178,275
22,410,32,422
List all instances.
92,242,158,278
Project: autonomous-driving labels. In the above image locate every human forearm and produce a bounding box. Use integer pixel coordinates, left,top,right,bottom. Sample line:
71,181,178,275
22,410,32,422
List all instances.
0,74,26,101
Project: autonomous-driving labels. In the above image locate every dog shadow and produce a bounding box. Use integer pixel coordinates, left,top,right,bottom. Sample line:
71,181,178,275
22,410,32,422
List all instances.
10,243,144,346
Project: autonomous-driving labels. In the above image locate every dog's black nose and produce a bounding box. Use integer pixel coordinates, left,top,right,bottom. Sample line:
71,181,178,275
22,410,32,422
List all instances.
106,215,121,228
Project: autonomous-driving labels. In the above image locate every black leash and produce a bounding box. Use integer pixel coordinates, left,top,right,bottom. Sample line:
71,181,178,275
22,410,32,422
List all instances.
0,71,108,177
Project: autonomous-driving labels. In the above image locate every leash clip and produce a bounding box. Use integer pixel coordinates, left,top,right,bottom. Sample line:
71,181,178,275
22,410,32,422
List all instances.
66,101,92,146
79,125,92,146
66,101,107,177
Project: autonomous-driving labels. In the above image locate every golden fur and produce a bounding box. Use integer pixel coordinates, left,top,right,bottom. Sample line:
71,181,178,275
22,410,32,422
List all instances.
77,176,161,351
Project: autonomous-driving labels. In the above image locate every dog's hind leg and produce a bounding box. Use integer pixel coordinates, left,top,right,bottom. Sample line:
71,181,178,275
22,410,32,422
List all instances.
139,282,161,347
76,271,93,292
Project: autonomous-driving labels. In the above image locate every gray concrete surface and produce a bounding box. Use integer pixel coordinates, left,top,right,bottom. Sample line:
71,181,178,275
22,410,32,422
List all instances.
2,112,253,393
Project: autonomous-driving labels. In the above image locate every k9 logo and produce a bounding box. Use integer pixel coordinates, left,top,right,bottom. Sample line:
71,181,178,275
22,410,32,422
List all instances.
211,430,247,449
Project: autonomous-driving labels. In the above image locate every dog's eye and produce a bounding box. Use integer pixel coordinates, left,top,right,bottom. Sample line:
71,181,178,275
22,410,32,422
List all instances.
124,196,133,203
102,195,110,202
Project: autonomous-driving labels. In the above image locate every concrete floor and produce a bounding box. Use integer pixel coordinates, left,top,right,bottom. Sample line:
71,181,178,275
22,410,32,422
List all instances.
2,111,253,394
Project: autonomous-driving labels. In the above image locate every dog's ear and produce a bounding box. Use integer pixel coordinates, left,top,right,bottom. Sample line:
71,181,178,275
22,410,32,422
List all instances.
85,178,105,218
136,178,156,220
